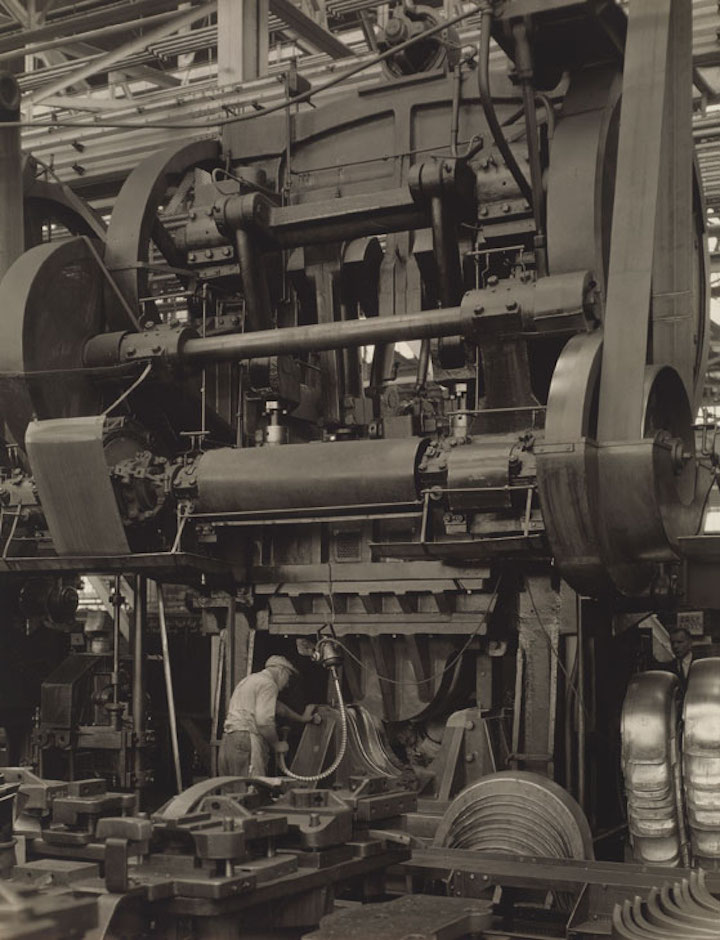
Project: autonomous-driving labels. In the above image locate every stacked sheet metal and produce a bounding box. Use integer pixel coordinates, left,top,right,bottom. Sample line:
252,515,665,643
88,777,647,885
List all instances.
683,658,720,869
621,671,686,866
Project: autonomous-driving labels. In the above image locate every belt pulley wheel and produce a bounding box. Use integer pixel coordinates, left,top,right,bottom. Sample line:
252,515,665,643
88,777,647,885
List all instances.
537,331,711,597
433,771,594,861
103,137,222,329
0,237,106,451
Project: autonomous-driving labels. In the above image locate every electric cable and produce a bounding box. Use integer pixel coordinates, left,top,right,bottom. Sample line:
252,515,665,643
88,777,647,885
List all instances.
330,573,502,687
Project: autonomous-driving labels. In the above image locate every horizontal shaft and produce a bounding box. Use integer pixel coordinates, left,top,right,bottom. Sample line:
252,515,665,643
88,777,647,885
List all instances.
180,305,468,363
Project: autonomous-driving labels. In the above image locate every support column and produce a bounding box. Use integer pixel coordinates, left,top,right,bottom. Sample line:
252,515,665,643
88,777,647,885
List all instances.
0,72,22,282
227,603,252,700
132,576,147,805
218,0,269,84
516,577,575,778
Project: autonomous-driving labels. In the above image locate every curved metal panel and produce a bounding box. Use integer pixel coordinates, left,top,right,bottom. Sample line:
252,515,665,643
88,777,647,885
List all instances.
621,670,684,866
684,658,720,869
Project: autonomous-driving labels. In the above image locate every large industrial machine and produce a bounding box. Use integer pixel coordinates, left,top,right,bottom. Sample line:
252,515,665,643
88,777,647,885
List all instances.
0,0,718,936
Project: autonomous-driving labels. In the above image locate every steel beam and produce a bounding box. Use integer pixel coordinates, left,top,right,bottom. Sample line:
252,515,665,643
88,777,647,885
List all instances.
26,1,217,105
0,8,192,65
0,0,189,54
218,0,268,84
0,73,23,281
270,0,354,59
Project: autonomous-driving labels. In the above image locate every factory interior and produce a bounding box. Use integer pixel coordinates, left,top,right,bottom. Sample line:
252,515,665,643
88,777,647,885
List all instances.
5,0,720,937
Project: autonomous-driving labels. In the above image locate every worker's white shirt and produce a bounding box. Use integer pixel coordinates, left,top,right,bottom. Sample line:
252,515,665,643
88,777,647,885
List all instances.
224,668,279,736
680,652,693,679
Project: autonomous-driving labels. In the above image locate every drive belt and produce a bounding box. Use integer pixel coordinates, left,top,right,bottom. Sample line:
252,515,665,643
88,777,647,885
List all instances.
25,415,129,556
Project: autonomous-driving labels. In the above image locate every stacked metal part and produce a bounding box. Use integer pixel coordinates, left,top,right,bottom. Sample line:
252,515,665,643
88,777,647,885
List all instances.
621,671,686,866
612,870,720,938
433,771,593,860
682,658,720,869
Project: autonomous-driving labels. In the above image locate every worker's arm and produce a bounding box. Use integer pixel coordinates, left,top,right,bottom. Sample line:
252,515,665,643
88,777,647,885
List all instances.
255,680,281,750
276,701,317,724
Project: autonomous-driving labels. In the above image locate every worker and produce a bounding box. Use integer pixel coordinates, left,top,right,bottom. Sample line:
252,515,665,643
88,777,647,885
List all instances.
666,626,694,692
218,655,316,776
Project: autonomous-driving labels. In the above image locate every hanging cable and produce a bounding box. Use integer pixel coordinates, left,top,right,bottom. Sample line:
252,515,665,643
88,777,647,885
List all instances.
330,574,502,687
277,666,348,782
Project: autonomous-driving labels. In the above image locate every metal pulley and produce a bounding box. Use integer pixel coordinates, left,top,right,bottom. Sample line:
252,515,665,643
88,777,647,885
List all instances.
377,4,460,77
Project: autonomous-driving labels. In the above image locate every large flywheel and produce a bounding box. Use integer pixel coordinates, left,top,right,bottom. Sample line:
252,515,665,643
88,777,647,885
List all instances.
538,0,710,597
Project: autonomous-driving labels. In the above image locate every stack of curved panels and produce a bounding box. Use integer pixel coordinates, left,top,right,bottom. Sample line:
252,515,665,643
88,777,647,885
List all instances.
683,658,720,868
621,671,685,866
612,870,720,938
433,771,593,860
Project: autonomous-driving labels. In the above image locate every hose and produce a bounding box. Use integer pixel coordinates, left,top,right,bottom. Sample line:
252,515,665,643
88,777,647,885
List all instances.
278,667,348,782
477,8,533,205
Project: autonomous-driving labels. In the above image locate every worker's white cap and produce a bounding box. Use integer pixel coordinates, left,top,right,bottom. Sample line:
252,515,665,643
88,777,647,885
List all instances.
265,655,299,676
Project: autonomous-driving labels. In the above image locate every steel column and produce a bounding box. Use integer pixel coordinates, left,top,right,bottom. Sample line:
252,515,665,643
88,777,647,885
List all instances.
0,72,22,281
132,575,146,805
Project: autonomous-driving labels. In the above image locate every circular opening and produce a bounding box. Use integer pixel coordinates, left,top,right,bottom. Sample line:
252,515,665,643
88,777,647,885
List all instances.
0,73,20,112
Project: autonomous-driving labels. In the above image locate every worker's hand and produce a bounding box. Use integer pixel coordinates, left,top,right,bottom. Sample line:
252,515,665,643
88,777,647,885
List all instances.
302,705,318,723
274,741,289,755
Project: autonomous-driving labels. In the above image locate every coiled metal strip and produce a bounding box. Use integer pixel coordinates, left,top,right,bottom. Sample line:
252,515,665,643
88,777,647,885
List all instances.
433,771,593,860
